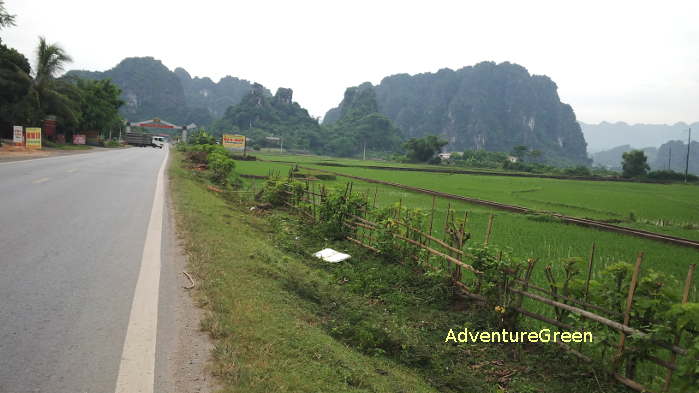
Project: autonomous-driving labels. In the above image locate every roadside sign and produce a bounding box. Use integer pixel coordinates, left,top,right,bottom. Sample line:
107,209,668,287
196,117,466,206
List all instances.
73,134,86,145
25,128,42,149
13,126,23,146
222,134,246,151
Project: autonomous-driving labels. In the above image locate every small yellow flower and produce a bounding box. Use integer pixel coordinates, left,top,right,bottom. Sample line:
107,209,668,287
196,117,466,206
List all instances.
494,305,506,314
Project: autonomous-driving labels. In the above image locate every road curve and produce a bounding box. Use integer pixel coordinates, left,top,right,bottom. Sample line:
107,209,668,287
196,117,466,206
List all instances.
0,146,178,393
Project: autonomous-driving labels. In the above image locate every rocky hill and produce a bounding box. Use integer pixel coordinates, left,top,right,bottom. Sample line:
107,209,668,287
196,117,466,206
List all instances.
325,62,590,165
580,121,698,153
212,84,323,152
66,57,258,126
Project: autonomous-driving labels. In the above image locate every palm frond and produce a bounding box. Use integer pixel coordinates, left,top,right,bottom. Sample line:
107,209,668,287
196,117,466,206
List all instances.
0,0,16,29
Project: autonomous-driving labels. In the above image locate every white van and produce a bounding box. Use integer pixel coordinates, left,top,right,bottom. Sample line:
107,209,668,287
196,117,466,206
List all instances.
151,136,165,149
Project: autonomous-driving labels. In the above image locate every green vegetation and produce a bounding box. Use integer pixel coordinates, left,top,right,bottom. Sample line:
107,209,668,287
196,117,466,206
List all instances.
320,83,402,157
403,135,448,163
169,151,630,393
0,0,15,29
42,140,91,150
1,22,124,142
261,177,698,391
622,150,650,178
176,142,239,187
291,161,699,241
231,159,699,291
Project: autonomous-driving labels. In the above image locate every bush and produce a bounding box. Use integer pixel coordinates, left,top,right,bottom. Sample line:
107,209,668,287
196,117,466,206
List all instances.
563,165,592,176
647,170,698,182
103,139,121,148
208,150,236,184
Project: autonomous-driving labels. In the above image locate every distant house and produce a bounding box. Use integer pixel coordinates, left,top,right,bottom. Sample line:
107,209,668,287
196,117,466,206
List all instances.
438,152,452,160
507,155,519,163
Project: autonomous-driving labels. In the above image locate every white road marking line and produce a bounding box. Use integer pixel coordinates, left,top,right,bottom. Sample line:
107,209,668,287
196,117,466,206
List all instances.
33,177,49,184
114,148,168,393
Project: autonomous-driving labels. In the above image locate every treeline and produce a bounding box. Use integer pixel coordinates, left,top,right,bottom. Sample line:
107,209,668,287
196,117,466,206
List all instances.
0,3,123,142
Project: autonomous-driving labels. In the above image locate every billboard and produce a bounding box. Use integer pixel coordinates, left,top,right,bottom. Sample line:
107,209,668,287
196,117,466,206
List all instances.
13,126,23,146
73,134,86,145
25,128,42,149
222,134,246,151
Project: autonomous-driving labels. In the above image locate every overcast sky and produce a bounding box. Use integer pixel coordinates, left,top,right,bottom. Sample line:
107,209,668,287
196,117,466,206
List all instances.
3,0,698,124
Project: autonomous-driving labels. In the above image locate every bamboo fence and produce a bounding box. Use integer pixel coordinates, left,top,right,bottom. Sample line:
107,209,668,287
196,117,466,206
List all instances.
279,180,696,393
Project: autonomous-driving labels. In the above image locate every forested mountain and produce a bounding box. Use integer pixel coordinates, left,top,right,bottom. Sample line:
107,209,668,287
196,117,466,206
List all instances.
66,57,257,126
321,83,402,156
174,67,259,119
212,84,323,151
324,61,590,165
580,121,698,153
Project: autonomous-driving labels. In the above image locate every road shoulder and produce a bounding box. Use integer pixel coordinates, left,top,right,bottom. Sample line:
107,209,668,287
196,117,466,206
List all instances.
155,151,215,393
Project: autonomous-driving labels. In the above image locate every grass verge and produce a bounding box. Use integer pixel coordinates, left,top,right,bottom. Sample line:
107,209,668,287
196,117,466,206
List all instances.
169,151,627,393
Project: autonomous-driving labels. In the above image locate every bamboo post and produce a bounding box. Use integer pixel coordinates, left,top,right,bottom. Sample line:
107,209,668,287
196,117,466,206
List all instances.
424,195,437,265
484,214,494,246
662,263,696,392
613,252,643,374
584,243,596,302
372,187,378,208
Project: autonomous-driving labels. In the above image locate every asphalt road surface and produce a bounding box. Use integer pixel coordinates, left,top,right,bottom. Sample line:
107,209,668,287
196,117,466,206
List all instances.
0,146,199,393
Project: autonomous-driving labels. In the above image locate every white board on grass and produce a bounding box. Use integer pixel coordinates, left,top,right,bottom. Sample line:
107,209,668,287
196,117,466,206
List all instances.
313,248,351,263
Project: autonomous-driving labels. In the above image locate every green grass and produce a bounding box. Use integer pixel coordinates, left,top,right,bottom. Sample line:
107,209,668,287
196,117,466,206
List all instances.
169,151,628,393
252,152,699,239
298,164,699,240
170,152,438,392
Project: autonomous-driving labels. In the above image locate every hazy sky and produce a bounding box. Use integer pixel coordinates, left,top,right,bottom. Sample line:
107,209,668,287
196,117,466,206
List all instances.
3,0,698,124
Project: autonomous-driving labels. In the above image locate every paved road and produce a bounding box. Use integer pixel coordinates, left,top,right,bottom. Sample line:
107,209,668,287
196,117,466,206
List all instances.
0,146,184,393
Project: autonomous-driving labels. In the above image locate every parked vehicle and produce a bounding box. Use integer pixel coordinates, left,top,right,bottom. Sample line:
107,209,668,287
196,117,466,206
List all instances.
151,136,165,149
125,132,164,148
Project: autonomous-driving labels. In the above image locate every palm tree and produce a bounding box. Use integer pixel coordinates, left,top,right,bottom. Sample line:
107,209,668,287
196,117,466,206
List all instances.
0,0,16,30
29,37,80,126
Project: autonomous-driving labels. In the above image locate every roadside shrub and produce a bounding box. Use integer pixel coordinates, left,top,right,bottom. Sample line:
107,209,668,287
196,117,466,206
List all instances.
103,139,121,148
317,189,366,240
208,150,236,184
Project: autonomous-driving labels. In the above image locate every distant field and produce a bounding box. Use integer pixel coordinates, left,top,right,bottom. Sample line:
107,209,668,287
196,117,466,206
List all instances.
233,159,699,300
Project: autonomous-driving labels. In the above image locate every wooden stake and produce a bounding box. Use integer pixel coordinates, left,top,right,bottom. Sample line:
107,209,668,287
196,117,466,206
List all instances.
584,243,596,302
424,195,437,265
484,214,494,246
614,252,643,372
663,263,696,392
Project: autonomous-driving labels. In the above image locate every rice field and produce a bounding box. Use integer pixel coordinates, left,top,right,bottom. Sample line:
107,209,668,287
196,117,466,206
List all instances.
235,158,698,298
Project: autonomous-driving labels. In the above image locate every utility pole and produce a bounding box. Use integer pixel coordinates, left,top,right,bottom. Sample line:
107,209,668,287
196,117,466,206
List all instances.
280,137,283,153
363,141,367,160
685,128,692,183
668,146,672,170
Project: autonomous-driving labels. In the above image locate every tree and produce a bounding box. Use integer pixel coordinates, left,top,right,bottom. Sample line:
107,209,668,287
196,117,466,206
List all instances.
529,149,543,162
28,37,80,126
0,38,32,117
511,145,529,161
621,150,650,178
0,0,16,30
403,135,448,163
74,78,124,135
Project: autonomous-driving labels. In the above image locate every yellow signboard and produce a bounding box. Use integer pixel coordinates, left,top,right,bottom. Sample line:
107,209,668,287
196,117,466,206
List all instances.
222,134,246,151
26,127,42,149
